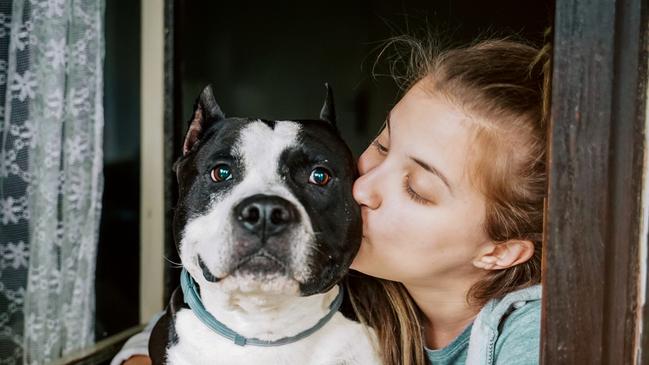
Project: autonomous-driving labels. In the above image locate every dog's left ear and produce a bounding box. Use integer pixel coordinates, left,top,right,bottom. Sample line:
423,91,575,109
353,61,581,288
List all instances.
319,83,337,127
182,84,225,156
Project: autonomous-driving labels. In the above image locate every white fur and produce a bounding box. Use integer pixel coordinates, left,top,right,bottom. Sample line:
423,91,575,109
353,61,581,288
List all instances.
167,286,380,365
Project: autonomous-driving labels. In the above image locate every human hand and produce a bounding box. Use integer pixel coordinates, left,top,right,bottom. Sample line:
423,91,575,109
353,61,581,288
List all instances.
122,355,151,365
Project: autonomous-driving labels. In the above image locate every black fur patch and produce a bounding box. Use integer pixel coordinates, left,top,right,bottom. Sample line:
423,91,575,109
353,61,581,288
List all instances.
276,120,361,295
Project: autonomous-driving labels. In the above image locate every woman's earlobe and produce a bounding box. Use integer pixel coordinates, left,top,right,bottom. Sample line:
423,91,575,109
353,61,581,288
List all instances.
472,240,535,270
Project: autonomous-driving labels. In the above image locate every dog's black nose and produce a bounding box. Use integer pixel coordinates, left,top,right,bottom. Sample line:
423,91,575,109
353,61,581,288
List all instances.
234,195,299,239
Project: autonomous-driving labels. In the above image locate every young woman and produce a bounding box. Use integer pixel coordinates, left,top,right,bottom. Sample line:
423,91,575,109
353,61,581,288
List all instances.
115,37,548,365
344,37,548,364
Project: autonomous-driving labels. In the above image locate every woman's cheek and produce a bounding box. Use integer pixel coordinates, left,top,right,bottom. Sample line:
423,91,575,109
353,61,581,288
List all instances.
374,204,413,244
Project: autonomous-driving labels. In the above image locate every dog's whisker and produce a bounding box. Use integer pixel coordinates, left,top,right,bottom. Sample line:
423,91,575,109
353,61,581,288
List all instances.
309,242,329,258
164,255,183,268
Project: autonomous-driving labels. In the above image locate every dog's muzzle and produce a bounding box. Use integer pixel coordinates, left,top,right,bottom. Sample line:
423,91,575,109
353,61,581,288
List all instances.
226,194,302,276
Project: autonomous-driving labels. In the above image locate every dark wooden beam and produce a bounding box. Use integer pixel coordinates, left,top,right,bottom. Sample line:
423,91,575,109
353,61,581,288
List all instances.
543,0,648,363
163,0,184,305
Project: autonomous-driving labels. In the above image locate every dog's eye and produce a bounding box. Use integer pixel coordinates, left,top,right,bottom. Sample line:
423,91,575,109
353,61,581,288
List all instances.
211,164,232,182
308,167,331,186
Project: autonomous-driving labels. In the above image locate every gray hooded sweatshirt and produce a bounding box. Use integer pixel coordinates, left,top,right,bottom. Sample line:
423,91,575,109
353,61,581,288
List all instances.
426,284,541,365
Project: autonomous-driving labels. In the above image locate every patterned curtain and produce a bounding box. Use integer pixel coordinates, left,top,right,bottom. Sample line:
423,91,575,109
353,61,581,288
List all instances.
0,0,105,363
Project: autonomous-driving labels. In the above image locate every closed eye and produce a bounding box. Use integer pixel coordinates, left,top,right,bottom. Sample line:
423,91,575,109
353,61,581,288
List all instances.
403,177,431,205
371,140,388,155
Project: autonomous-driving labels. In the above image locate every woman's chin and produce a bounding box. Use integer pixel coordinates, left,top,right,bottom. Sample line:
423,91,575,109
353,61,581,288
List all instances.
350,257,361,271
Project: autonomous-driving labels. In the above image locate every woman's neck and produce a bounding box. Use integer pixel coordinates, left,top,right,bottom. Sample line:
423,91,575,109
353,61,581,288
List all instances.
404,279,480,350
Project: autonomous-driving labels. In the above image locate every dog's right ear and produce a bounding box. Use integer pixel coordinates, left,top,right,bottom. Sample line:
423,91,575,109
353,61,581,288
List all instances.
182,85,225,156
319,83,337,127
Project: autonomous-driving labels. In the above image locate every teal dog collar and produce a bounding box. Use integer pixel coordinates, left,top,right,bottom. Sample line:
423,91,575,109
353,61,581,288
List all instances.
180,268,344,347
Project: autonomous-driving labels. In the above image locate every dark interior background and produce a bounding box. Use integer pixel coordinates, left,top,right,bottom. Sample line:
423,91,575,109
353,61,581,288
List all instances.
94,0,553,344
95,0,141,341
178,0,553,155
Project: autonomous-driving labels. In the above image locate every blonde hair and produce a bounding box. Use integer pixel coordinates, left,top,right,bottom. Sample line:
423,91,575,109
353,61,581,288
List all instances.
346,35,551,365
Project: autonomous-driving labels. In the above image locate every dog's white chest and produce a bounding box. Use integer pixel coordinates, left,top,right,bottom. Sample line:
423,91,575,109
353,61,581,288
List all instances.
166,308,380,365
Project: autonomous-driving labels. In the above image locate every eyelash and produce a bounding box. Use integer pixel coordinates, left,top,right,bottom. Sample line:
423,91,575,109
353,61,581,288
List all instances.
403,177,430,205
372,140,388,154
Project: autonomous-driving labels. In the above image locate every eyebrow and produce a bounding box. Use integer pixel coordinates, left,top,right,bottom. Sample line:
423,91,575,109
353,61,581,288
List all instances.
409,156,454,195
384,112,453,194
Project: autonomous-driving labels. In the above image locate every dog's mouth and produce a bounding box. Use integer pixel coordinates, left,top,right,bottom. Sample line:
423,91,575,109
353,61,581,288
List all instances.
197,250,291,283
198,256,220,282
234,249,290,277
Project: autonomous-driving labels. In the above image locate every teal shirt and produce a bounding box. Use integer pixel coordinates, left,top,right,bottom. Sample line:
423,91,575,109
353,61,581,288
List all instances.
425,286,541,364
425,323,472,364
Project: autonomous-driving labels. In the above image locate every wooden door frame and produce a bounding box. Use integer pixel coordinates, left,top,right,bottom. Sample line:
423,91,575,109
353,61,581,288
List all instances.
543,0,649,363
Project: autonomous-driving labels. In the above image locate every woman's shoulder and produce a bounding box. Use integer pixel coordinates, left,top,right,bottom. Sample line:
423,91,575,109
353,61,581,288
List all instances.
491,285,541,364
494,294,540,341
467,285,541,364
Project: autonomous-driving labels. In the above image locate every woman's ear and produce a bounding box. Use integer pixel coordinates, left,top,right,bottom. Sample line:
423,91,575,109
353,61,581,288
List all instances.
472,239,535,270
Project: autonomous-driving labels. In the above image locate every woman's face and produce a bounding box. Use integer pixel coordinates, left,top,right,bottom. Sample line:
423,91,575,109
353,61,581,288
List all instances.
351,81,492,287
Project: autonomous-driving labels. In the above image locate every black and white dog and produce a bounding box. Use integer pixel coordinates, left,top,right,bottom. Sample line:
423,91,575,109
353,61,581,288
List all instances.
149,85,380,364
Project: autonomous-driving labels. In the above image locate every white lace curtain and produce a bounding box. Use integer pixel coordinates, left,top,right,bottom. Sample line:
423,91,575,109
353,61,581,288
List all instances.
0,0,105,363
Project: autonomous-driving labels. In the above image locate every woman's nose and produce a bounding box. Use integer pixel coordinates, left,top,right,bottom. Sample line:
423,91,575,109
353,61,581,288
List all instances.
353,159,383,210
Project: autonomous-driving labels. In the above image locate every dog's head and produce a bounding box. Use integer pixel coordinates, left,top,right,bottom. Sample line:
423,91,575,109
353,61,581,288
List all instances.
173,85,360,296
